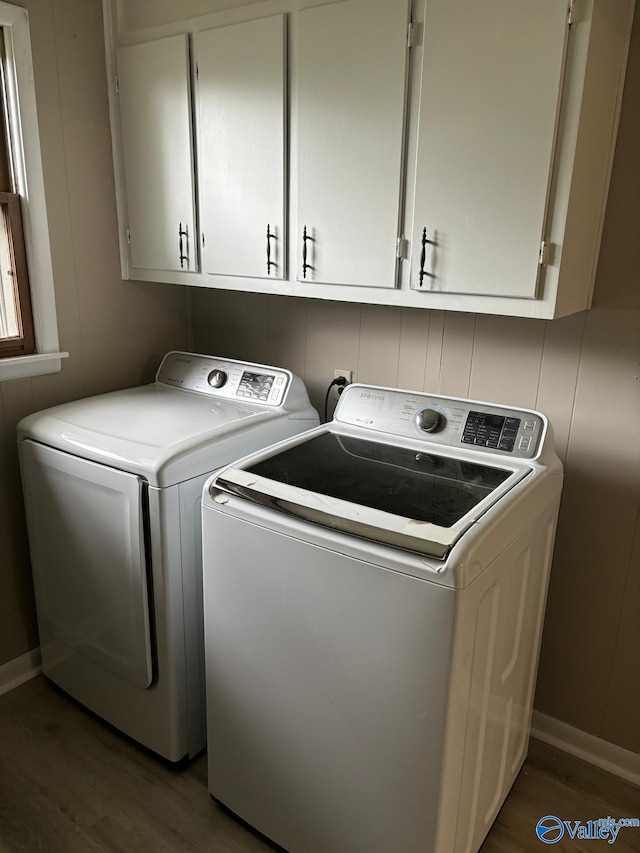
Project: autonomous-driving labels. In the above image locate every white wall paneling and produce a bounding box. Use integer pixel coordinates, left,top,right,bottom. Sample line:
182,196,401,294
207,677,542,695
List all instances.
397,308,430,393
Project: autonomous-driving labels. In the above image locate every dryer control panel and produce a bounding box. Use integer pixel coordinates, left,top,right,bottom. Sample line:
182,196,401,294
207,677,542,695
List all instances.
156,352,292,407
335,385,545,459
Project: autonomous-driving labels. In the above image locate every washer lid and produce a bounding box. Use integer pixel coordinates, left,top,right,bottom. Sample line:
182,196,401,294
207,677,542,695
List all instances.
214,428,530,559
17,383,276,486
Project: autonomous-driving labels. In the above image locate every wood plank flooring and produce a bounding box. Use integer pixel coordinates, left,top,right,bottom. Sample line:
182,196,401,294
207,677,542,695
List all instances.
0,677,638,852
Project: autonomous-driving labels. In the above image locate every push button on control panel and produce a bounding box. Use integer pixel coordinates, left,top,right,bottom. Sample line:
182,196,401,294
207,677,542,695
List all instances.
237,371,275,400
497,417,520,452
463,412,521,453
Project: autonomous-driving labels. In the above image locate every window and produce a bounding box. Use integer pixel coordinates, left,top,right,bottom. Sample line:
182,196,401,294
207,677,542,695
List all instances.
0,22,35,358
0,1,67,381
0,190,35,356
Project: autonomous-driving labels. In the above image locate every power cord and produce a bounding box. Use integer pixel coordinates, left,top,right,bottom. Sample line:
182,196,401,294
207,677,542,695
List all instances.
323,376,348,423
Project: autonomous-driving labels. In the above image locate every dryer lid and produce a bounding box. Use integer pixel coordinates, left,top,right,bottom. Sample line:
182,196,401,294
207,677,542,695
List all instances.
17,353,318,487
17,384,275,485
41,384,262,446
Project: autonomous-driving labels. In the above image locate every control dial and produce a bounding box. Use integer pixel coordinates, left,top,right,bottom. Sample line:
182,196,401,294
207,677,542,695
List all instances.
207,369,227,389
415,406,446,434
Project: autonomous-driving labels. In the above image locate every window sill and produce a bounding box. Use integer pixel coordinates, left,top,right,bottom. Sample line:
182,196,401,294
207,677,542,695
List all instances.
0,350,68,382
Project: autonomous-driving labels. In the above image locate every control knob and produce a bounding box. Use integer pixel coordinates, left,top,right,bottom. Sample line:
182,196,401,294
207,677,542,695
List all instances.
207,369,227,389
415,406,446,434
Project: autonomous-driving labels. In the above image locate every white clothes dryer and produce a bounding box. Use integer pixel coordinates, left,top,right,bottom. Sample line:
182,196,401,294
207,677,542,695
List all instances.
18,352,318,761
202,384,563,852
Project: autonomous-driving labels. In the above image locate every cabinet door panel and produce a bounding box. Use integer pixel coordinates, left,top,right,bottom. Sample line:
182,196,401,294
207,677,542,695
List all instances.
21,441,152,689
296,0,410,288
411,0,568,298
197,16,286,280
117,35,197,273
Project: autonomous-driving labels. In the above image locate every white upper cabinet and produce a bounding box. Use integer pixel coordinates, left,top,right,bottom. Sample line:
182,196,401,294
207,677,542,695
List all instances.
104,0,635,318
403,0,635,317
116,35,197,274
196,15,286,280
410,0,569,299
295,0,410,288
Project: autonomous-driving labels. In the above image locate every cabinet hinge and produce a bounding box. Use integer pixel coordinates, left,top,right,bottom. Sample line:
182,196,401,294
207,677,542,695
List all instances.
126,228,131,245
407,22,415,49
568,0,577,27
201,232,205,248
115,74,119,94
396,236,407,259
539,240,550,266
195,62,199,81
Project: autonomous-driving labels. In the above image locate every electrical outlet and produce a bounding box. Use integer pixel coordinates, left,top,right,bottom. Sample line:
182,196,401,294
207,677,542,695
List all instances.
334,369,353,384
333,369,353,402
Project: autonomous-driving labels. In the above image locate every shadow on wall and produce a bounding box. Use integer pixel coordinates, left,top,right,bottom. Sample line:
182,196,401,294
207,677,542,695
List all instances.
590,3,640,311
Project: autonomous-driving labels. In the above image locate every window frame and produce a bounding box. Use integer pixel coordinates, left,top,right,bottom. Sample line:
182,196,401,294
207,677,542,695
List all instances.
0,1,67,381
0,191,35,356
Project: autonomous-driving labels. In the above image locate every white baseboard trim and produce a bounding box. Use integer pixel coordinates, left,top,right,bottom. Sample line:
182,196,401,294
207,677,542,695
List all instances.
0,648,42,697
531,710,640,787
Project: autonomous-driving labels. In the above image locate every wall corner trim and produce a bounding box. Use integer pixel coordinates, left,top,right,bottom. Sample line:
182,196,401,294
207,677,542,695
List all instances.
0,647,42,697
531,710,640,787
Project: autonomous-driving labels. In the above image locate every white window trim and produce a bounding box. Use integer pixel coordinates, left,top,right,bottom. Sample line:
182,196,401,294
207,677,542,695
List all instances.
0,1,67,382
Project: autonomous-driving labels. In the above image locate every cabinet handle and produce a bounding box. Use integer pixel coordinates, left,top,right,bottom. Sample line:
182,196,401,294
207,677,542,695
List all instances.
302,225,313,279
179,223,189,269
419,226,427,287
266,224,276,275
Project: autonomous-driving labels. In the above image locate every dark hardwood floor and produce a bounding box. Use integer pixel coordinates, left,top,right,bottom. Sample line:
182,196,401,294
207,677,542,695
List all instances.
0,677,638,852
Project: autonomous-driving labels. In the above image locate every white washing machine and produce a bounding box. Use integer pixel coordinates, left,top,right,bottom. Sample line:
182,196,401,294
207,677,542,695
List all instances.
17,351,318,762
202,384,563,853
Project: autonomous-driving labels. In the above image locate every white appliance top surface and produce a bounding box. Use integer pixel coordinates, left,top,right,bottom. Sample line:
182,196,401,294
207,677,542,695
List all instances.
212,384,561,563
39,384,262,447
17,353,317,486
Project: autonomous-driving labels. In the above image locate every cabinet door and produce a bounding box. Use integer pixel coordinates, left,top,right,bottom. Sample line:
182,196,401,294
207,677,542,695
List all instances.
196,16,286,280
296,0,410,288
117,34,197,273
411,0,568,298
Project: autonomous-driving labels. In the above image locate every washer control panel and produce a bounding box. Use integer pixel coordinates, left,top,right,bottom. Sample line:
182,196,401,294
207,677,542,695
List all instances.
336,385,545,459
463,411,522,453
157,352,291,407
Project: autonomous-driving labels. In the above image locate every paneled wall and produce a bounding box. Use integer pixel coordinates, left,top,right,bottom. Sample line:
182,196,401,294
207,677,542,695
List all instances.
0,0,188,666
191,11,640,752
